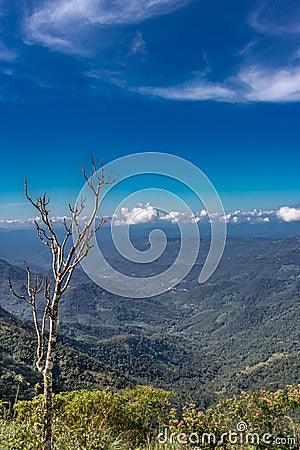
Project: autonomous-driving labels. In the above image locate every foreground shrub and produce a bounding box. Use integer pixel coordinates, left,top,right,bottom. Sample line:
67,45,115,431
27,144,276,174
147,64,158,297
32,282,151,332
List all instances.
1,384,300,449
167,384,300,449
0,385,171,449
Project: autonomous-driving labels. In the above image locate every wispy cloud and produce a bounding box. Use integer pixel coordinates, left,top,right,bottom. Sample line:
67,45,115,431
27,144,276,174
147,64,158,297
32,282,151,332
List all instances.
249,0,300,35
130,30,147,56
23,0,191,54
84,69,126,88
136,79,237,102
238,64,300,102
239,0,300,102
2,0,300,104
135,0,300,103
136,53,300,104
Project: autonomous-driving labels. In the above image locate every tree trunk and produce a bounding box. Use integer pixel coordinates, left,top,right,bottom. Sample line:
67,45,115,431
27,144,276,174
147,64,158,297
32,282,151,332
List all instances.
43,301,59,450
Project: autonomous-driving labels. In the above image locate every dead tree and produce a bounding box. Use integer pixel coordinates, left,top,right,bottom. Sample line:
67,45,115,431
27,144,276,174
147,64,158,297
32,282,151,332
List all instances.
8,158,114,450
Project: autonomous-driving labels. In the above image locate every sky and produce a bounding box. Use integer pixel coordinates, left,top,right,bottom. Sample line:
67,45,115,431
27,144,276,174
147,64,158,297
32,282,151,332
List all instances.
0,0,300,221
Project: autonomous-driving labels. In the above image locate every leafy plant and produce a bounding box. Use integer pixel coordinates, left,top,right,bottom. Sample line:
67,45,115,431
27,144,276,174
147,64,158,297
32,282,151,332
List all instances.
168,384,300,449
1,384,300,449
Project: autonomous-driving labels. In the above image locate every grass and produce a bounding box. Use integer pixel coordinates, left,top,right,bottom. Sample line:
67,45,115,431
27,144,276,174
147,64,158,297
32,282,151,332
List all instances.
0,419,183,450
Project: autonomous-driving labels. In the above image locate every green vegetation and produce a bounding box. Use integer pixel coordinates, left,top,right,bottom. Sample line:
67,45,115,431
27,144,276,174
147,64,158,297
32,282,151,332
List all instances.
1,236,300,448
0,304,135,403
168,385,300,449
1,384,300,449
1,236,300,407
0,386,171,449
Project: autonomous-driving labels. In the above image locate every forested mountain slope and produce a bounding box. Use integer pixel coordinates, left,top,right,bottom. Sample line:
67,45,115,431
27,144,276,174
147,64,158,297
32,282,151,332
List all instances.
1,236,300,405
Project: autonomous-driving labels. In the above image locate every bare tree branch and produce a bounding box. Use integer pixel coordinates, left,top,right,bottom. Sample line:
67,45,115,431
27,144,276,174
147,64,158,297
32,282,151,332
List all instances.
10,158,115,450
8,277,30,304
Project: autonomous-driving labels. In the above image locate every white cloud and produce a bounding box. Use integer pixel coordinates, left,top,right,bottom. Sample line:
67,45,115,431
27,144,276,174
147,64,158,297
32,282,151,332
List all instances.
2,205,299,227
136,63,300,103
23,0,191,53
276,206,300,222
134,0,300,104
111,206,300,225
113,204,200,225
159,210,191,223
137,79,237,102
239,65,300,102
113,203,159,226
221,208,277,224
224,213,232,223
16,0,300,104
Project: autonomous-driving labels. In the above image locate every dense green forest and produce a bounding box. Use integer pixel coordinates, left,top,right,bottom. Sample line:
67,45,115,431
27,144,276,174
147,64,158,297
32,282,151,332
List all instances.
1,236,300,407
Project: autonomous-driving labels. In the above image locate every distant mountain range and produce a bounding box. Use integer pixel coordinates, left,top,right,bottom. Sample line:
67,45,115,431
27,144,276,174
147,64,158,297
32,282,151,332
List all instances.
1,235,300,406
0,218,300,269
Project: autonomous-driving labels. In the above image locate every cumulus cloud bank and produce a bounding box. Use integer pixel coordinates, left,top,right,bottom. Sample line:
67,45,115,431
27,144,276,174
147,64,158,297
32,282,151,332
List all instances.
109,204,300,226
113,203,159,226
1,204,300,227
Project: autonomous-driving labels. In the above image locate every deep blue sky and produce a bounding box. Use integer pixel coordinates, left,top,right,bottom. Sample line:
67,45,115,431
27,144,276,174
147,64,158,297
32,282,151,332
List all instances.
1,0,300,219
